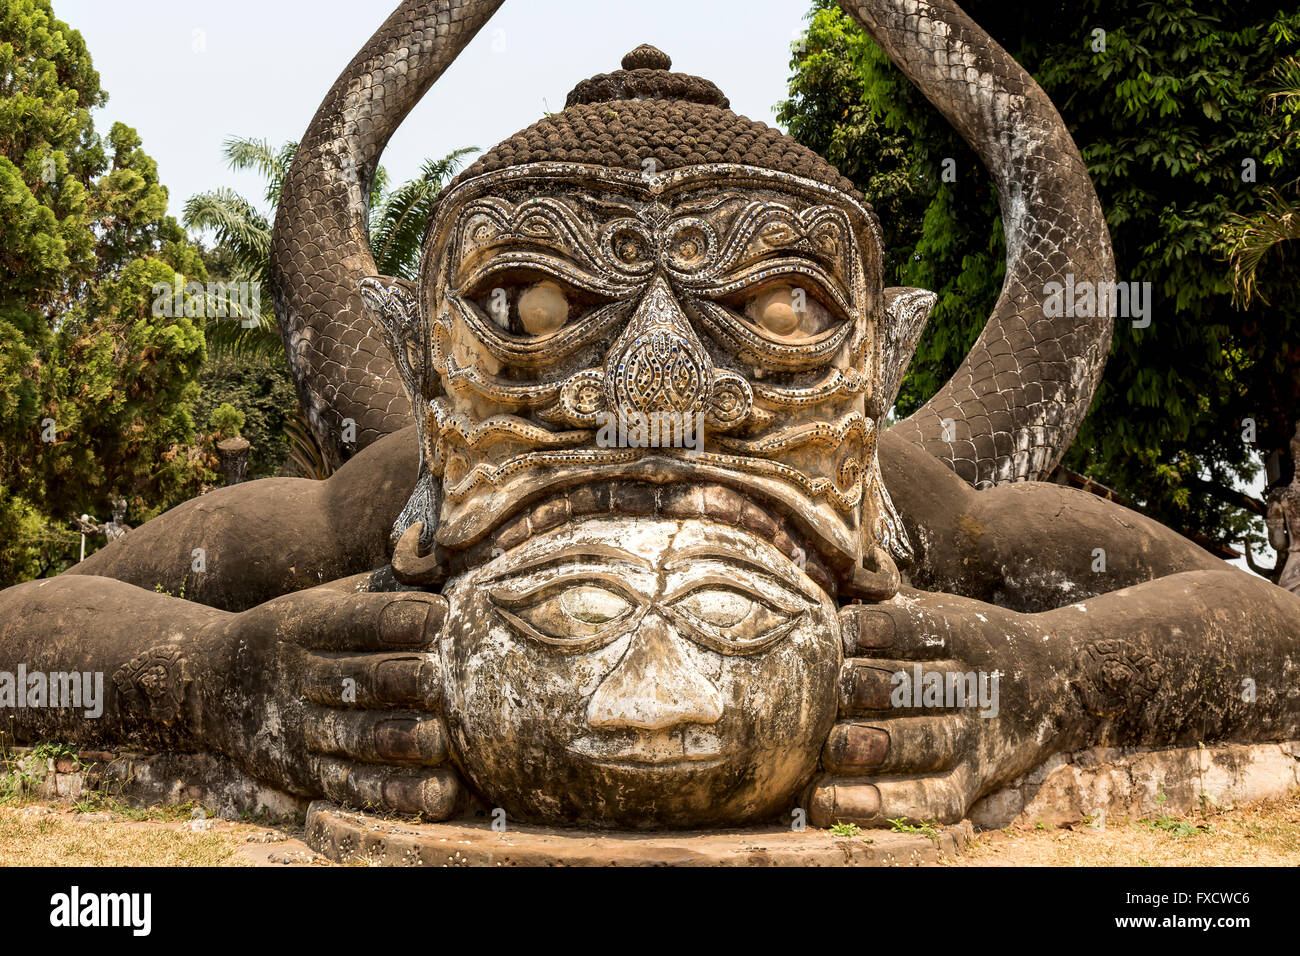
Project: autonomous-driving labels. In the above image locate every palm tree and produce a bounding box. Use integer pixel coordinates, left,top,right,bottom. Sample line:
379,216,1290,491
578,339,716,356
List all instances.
1222,57,1299,306
1219,56,1299,579
184,137,477,476
370,148,478,279
184,137,475,360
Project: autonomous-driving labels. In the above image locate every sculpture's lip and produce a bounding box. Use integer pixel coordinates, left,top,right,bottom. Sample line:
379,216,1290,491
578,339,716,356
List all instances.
582,755,726,771
436,454,862,569
567,734,725,768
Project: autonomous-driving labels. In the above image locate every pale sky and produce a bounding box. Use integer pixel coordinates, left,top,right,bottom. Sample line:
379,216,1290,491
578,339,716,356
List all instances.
54,0,815,221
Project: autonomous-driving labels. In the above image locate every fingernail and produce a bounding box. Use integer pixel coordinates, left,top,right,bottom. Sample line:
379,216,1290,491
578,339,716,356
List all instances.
379,600,434,645
374,658,421,702
848,607,895,655
375,718,421,760
811,780,882,827
832,724,890,769
841,663,896,712
381,775,422,811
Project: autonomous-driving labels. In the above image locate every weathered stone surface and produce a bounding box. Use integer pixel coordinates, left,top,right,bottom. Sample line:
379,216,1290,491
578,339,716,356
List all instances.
971,740,1300,829
0,0,1296,850
305,801,972,866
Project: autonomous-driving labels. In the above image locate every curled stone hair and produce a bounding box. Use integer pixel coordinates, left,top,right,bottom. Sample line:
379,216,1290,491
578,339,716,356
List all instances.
448,45,860,198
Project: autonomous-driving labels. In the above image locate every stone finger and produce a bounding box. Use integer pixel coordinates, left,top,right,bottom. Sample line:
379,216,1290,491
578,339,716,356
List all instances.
839,658,990,715
839,602,949,660
277,591,447,652
807,766,973,828
821,715,975,775
297,648,441,711
310,755,462,820
304,707,449,766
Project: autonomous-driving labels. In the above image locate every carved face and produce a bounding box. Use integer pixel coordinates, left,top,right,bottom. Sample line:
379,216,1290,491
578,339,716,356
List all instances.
439,515,841,828
385,163,906,567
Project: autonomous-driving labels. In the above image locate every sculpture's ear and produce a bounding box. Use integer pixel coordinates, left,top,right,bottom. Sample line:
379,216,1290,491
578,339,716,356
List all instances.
361,275,441,557
359,275,424,400
878,287,937,415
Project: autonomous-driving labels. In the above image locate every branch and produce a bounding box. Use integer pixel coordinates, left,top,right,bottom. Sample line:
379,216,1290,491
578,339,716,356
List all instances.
1187,477,1267,518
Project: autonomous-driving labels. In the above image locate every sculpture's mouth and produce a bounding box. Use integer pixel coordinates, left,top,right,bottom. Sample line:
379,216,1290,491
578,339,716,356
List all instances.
567,732,725,768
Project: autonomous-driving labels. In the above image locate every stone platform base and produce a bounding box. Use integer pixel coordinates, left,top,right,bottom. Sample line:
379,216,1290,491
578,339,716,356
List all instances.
304,802,972,866
8,738,1296,864
972,739,1300,829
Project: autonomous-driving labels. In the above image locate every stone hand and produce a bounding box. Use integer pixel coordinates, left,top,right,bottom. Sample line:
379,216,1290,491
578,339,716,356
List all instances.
807,568,1300,828
208,585,463,819
807,591,1080,827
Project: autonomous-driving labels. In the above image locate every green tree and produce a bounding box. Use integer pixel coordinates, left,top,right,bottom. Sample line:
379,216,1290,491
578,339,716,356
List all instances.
182,137,477,479
191,354,298,480
780,0,1300,558
183,138,476,361
0,0,211,585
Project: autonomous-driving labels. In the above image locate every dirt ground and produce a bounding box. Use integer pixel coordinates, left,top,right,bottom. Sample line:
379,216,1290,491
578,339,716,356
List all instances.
950,787,1300,866
1,786,1297,866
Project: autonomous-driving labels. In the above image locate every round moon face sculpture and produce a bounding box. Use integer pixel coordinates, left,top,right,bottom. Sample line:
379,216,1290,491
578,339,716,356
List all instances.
439,515,842,828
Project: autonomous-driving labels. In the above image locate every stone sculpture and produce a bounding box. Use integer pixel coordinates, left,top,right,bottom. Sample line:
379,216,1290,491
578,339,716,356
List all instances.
1267,427,1300,594
1,0,1296,835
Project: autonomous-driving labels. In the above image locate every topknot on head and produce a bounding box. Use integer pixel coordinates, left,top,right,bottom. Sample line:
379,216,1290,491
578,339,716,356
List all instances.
565,43,729,109
621,44,672,71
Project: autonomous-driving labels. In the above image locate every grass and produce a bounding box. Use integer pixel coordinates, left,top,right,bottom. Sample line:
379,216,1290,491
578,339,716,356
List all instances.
70,790,202,823
956,787,1300,867
0,807,244,866
888,816,944,845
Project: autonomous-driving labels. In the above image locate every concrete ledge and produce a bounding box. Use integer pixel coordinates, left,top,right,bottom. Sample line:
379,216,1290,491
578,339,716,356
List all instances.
304,802,973,866
1,748,306,819
971,739,1300,829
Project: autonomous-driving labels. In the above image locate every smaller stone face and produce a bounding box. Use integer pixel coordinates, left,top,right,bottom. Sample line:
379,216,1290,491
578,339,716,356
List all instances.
439,516,841,828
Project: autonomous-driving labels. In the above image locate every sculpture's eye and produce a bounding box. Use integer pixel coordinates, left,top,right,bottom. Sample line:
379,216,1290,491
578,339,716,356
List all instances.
490,582,637,650
741,282,838,340
667,585,802,656
468,273,586,337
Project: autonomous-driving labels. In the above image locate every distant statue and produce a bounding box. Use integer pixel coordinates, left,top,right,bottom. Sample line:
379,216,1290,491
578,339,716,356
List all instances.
1267,426,1300,594
104,499,131,543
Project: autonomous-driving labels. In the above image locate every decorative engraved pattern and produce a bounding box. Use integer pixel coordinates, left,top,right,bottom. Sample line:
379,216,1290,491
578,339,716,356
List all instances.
605,278,712,417
113,647,191,723
1073,641,1164,718
374,162,913,574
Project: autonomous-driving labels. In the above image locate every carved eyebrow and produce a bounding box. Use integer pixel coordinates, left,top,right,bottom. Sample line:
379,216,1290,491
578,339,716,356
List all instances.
662,545,822,603
483,541,655,582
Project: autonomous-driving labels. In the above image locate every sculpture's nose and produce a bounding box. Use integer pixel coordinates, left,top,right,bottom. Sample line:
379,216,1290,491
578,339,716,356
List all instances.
605,276,713,417
586,610,724,730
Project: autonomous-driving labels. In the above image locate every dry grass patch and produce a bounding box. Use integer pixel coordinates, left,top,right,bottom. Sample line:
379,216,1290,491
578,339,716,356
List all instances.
954,787,1300,866
0,807,247,866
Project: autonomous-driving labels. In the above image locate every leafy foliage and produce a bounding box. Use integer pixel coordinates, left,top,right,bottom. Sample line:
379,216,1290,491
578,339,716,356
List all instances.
780,0,1300,552
190,355,297,480
0,0,212,584
370,147,478,279
183,137,477,475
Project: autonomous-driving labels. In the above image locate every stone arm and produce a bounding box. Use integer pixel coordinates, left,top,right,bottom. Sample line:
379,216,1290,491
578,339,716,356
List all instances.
0,572,462,818
68,428,420,612
879,431,1224,611
808,567,1300,827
